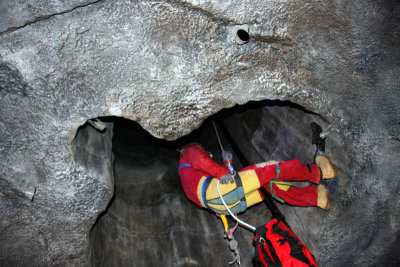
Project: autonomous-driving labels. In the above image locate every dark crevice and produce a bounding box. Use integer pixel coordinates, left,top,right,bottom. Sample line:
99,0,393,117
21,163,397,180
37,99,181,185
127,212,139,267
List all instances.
0,0,103,35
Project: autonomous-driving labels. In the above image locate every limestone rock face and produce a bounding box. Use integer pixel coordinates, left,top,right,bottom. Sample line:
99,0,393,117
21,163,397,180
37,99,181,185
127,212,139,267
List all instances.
0,0,399,266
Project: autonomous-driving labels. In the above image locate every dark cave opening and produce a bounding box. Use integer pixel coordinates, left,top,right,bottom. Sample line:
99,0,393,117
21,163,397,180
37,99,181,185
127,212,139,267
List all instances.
72,100,343,266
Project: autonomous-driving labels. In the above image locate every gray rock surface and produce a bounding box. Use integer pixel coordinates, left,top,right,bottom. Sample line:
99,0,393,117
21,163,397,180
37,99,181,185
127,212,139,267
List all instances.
0,0,99,33
0,0,399,266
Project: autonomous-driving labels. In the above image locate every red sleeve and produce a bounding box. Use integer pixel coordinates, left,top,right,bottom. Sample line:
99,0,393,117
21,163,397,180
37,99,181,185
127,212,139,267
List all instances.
179,166,208,207
180,146,229,178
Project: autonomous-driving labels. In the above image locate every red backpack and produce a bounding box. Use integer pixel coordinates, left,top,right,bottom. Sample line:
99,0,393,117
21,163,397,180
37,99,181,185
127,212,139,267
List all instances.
253,215,318,266
211,120,320,266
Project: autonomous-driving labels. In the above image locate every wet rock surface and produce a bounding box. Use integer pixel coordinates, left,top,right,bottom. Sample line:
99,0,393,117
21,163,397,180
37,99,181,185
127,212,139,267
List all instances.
0,0,399,266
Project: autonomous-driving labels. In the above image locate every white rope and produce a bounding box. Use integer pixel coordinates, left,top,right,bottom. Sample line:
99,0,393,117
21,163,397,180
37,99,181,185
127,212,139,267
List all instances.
216,180,256,232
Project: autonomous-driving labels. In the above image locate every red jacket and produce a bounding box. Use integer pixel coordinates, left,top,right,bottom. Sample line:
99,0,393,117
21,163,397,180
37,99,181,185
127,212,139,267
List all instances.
179,146,229,206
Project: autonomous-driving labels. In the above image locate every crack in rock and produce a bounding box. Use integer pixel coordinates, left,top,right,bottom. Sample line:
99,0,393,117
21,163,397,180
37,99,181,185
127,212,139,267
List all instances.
0,0,103,35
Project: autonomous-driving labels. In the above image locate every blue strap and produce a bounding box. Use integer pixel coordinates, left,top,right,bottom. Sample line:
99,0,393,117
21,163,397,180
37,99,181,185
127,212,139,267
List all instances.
270,163,285,203
201,176,213,209
179,163,192,170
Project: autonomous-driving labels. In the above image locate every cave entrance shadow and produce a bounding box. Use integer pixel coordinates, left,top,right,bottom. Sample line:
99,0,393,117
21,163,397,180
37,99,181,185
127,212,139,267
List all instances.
74,99,336,266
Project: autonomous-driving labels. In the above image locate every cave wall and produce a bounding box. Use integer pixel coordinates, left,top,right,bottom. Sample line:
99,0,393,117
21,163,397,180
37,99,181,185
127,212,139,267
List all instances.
0,0,399,266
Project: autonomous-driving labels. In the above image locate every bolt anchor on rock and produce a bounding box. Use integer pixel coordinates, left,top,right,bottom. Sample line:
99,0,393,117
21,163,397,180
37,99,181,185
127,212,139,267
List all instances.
20,179,37,201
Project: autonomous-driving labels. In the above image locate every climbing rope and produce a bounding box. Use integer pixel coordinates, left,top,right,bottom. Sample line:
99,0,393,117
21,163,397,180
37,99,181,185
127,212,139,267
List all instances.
216,180,256,232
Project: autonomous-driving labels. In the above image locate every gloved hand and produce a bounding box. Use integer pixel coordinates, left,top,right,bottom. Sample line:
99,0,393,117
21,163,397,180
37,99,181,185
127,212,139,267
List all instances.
220,173,234,184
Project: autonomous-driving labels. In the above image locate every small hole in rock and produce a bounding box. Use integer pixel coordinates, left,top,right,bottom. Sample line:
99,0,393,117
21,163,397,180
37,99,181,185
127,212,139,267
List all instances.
237,29,250,43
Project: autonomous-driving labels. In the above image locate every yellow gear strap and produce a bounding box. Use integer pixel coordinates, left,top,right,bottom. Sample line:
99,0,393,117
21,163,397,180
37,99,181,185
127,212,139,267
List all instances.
220,214,229,233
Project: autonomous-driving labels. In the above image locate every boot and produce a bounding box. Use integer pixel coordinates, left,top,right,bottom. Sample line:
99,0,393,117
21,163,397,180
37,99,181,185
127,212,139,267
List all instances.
316,155,338,179
317,184,331,211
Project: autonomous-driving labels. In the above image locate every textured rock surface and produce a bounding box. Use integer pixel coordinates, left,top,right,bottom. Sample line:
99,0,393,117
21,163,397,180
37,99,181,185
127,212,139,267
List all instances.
0,0,399,266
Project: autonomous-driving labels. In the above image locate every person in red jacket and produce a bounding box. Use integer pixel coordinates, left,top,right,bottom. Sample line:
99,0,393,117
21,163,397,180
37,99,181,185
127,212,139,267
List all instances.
179,143,338,214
